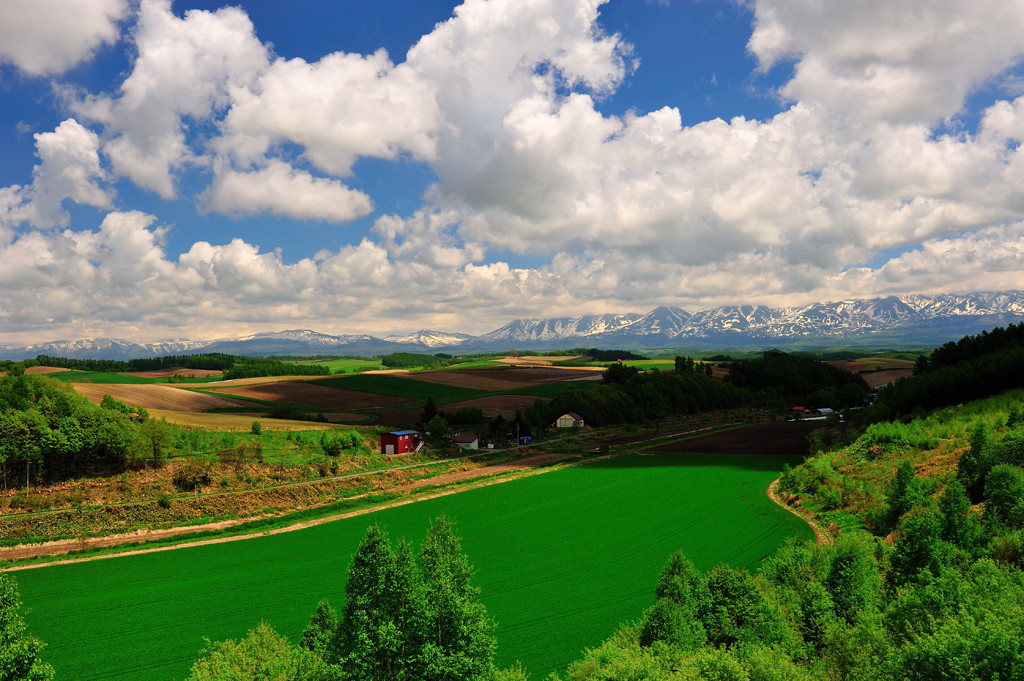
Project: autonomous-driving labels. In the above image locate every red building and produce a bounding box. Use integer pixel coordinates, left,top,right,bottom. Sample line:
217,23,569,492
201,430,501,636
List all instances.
380,430,420,455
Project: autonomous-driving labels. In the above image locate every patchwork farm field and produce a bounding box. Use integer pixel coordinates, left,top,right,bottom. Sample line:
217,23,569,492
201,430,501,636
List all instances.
205,381,410,410
15,453,809,681
72,383,252,411
398,366,592,391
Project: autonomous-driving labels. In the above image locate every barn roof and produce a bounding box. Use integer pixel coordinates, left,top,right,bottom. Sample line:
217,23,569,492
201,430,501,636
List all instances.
388,430,419,436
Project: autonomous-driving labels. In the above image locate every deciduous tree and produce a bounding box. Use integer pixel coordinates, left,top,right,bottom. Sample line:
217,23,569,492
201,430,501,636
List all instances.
0,573,55,681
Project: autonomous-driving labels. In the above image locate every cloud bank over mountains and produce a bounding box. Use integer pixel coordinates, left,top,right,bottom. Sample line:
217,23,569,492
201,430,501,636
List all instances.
1,0,1024,344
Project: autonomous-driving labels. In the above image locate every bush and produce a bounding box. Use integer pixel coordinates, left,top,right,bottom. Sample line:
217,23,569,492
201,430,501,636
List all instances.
173,457,214,492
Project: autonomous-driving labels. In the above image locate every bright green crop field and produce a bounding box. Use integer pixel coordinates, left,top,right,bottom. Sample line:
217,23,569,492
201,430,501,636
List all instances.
14,453,809,681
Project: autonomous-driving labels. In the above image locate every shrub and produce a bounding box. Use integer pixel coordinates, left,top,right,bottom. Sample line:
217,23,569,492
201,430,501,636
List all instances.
173,457,214,492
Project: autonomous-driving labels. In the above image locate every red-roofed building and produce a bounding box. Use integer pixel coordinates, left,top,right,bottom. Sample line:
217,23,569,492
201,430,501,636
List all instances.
380,430,420,454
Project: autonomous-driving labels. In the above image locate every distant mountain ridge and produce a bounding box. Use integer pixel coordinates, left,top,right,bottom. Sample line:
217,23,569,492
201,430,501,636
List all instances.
3,291,1023,360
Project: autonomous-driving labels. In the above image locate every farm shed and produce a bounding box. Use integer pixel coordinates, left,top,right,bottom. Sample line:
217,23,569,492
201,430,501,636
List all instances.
454,434,480,450
381,430,420,455
555,412,585,428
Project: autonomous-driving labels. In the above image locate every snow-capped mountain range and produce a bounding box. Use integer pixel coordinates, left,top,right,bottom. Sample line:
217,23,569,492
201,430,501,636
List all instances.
3,291,1024,360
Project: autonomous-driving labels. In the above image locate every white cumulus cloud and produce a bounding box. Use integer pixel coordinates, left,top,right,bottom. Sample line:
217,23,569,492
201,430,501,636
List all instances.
201,161,373,223
0,0,128,76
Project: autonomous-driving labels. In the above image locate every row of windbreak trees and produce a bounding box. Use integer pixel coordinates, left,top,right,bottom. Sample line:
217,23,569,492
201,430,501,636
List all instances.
5,354,331,379
27,353,236,372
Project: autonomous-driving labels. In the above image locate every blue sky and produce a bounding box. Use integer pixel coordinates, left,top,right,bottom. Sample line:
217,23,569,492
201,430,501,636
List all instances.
1,0,1023,344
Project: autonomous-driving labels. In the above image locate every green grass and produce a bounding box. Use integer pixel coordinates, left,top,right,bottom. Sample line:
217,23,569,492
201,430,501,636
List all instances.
289,358,384,374
15,453,807,681
623,360,676,370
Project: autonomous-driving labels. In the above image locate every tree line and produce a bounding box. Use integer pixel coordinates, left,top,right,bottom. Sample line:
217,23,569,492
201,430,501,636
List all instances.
871,323,1024,420
24,353,236,372
726,349,870,409
1,354,332,380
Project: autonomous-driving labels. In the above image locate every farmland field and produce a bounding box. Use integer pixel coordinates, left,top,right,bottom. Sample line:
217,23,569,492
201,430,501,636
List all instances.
203,381,410,411
71,383,253,411
650,422,823,456
15,452,809,681
290,358,384,373
314,374,489,400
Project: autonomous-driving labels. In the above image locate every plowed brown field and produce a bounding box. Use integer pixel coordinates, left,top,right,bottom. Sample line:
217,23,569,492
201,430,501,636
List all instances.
650,422,823,457
208,382,409,410
24,366,71,374
436,394,551,418
829,358,914,388
73,384,251,411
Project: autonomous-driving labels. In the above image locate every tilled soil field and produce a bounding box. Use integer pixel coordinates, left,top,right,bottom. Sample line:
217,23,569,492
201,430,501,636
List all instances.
24,366,72,374
399,366,596,391
650,421,823,457
73,383,252,411
433,394,551,418
204,382,409,410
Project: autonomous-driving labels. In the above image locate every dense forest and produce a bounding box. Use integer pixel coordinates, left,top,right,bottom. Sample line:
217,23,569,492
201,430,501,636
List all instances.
726,350,870,409
870,323,1024,420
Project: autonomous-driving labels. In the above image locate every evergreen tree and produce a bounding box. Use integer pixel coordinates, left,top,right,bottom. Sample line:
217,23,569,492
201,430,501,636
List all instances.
300,600,338,658
421,397,438,425
958,424,992,502
0,573,55,681
333,524,406,680
883,461,920,532
325,519,500,681
418,516,496,681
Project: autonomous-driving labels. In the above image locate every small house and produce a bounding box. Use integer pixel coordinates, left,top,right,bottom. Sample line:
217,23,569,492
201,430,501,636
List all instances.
454,434,479,450
381,430,420,455
555,412,585,428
